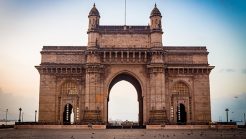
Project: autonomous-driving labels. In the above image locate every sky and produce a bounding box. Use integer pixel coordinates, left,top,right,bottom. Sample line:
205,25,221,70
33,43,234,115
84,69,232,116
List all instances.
0,0,246,123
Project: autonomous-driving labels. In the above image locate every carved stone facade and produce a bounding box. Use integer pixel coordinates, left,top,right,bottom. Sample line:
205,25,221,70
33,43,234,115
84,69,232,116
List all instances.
36,4,214,125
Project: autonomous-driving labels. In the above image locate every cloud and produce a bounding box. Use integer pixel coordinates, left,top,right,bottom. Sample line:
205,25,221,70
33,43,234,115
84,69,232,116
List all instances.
219,68,246,74
242,69,246,74
226,69,236,72
219,68,236,73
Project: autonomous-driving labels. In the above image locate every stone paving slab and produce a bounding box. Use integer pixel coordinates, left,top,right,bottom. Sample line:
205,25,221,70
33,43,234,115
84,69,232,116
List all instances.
14,125,106,129
0,128,245,139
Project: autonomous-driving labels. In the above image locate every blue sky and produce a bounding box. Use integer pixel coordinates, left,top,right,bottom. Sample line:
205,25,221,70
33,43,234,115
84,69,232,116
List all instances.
0,0,246,123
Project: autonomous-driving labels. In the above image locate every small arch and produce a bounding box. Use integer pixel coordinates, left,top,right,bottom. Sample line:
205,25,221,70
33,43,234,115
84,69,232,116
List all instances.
63,103,73,125
177,103,187,124
170,81,191,124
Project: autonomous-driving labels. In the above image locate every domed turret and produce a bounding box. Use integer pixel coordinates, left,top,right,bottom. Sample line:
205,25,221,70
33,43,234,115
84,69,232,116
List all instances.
88,3,100,30
88,3,100,48
150,4,162,18
150,3,162,30
149,4,163,47
89,3,100,17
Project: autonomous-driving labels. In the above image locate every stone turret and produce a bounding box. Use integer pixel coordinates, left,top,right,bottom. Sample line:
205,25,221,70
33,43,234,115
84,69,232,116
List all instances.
88,3,100,30
88,3,100,48
150,4,163,47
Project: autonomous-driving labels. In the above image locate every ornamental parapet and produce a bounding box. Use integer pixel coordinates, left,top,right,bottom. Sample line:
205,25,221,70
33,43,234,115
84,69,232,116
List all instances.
98,25,151,34
41,46,86,54
99,48,150,64
164,46,209,54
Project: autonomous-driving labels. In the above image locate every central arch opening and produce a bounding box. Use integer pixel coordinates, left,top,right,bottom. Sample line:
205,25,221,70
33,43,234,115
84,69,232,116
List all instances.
108,81,138,123
107,73,143,127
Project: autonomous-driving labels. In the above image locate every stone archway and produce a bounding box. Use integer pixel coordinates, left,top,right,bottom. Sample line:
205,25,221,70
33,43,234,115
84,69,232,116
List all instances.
177,103,187,124
107,73,143,126
63,103,73,125
170,81,191,124
36,4,214,125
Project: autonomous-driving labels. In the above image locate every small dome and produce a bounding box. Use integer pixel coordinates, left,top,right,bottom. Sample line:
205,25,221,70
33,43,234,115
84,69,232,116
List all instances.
89,3,100,17
150,4,162,17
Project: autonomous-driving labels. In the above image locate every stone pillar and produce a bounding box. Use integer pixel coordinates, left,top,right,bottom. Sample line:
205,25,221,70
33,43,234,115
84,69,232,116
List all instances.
147,50,168,124
84,48,104,124
148,65,165,110
84,64,104,123
103,97,108,123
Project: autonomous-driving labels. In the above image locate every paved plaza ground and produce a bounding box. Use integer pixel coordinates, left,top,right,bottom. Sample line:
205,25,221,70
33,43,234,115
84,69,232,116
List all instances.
0,128,246,139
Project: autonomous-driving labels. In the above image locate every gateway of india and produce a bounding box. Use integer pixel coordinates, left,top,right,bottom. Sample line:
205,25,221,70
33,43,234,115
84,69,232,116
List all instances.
36,4,214,126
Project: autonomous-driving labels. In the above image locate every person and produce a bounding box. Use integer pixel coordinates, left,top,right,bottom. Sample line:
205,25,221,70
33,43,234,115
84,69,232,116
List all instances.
88,123,93,129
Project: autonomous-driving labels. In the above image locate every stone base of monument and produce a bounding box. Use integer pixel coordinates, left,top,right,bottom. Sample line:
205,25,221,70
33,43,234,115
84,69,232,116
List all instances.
14,125,106,129
146,125,209,129
146,124,238,129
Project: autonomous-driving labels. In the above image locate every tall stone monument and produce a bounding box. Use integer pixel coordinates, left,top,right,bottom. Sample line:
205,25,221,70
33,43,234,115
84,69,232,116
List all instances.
36,4,214,125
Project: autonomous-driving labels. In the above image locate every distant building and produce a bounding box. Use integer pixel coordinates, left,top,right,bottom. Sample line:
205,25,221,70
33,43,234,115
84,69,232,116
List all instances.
36,4,214,125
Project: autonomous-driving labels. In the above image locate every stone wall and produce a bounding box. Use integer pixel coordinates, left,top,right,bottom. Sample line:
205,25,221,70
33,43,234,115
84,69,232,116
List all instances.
41,54,86,64
193,74,211,122
39,75,57,122
100,34,150,48
36,46,213,125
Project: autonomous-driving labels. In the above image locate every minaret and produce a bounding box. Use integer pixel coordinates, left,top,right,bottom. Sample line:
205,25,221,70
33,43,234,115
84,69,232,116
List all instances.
150,4,163,47
88,3,100,48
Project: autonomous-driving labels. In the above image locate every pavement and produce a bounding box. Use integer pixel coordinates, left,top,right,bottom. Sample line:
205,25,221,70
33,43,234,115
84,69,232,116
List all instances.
0,128,246,139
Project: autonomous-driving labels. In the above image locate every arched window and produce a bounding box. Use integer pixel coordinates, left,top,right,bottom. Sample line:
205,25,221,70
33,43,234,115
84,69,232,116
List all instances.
61,82,78,95
171,82,189,96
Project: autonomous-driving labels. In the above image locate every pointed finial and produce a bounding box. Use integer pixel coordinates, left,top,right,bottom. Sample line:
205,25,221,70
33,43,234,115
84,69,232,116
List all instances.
93,3,96,7
155,3,157,8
